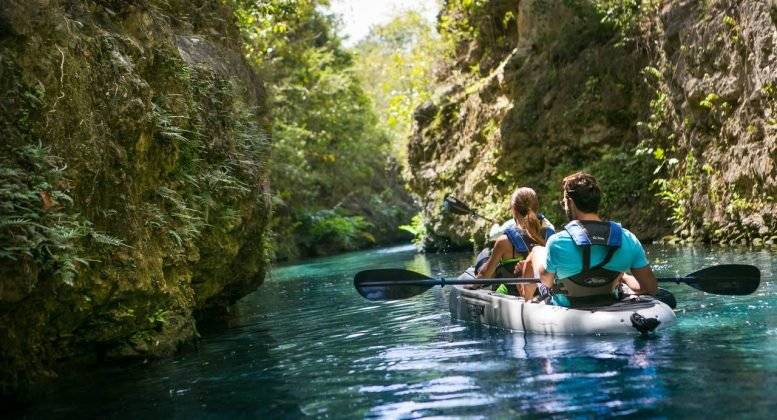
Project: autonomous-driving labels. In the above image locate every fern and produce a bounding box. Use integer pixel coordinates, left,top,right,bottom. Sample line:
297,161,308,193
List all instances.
0,143,125,286
90,231,128,247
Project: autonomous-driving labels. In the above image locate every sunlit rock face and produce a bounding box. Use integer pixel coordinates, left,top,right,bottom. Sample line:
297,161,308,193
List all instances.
0,0,271,397
408,0,776,250
648,0,777,244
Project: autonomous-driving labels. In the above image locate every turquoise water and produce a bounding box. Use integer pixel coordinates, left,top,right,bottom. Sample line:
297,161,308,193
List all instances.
22,245,777,418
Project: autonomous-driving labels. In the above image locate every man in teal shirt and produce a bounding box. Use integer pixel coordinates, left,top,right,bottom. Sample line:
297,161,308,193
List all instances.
538,172,657,305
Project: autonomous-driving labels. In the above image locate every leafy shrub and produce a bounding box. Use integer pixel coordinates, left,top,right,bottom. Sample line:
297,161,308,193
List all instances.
303,209,374,253
399,213,427,247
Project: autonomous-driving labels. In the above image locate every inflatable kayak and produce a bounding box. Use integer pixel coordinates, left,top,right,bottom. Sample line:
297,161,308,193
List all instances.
447,269,676,335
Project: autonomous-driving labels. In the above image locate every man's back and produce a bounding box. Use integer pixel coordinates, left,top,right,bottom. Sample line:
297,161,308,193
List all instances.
545,224,649,281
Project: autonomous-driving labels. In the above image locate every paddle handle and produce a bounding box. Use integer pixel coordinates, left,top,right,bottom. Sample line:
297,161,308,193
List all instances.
362,277,540,287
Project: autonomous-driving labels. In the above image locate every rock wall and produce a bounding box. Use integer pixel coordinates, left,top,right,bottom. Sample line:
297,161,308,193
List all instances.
408,0,776,250
0,0,271,398
644,0,777,244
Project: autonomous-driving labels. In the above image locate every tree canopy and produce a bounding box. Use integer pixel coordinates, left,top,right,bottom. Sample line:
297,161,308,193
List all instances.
232,0,416,259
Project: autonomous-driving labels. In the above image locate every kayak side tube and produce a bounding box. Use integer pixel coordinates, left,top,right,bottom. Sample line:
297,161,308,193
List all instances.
447,271,676,335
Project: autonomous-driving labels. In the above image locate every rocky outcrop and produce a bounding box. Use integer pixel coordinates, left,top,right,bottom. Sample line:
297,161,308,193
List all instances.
410,0,664,250
408,0,776,249
0,0,270,398
644,0,777,244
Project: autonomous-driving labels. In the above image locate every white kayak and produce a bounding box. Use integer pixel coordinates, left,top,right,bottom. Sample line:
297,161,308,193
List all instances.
447,271,676,335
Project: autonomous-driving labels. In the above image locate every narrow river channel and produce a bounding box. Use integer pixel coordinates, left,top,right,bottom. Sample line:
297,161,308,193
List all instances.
22,244,777,418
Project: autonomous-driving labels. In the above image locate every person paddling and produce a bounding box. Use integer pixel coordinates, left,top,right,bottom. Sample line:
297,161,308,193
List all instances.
470,187,555,297
528,172,657,307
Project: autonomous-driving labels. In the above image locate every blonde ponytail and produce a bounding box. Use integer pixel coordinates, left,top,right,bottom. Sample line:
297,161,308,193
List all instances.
511,187,545,246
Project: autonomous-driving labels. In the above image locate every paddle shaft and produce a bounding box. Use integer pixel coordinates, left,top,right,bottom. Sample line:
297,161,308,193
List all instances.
658,277,732,282
364,276,724,288
444,196,498,224
469,211,498,224
362,277,540,287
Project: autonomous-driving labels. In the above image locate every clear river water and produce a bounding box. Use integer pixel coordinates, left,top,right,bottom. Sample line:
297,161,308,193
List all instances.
21,244,777,418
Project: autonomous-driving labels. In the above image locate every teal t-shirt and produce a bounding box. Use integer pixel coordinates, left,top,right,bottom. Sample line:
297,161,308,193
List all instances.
545,224,649,280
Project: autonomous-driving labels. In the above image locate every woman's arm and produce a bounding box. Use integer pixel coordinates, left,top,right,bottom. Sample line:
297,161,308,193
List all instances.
476,236,511,278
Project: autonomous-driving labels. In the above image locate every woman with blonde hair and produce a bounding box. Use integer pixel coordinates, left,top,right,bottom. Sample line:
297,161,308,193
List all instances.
472,187,555,299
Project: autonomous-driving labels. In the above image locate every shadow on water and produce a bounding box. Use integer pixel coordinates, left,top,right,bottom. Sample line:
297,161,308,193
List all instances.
19,326,302,419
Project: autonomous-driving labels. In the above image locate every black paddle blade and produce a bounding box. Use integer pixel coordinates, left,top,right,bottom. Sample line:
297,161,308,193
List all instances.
654,288,677,309
688,264,760,295
354,269,434,301
443,195,472,216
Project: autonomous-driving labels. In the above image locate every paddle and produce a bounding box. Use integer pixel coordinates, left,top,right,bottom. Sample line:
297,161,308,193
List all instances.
443,195,497,224
658,264,760,295
354,264,760,302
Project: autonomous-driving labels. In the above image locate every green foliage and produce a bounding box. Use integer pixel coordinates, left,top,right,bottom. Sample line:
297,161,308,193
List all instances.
147,308,171,329
0,144,125,286
591,149,660,218
399,213,427,247
145,72,270,263
592,0,639,40
438,0,484,48
762,81,777,99
232,0,415,259
653,152,700,234
590,0,660,46
722,15,741,42
695,92,732,129
437,0,518,72
699,93,721,110
303,209,374,253
353,11,441,165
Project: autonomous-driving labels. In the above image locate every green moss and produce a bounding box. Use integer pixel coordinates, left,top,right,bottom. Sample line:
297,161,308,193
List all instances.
0,100,126,287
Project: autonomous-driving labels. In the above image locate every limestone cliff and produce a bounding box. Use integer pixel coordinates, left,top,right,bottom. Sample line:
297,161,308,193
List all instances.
0,0,270,397
408,0,776,250
644,0,777,245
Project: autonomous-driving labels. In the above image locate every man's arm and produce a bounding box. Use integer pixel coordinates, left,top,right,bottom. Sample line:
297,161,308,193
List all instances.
539,236,558,288
621,231,656,295
623,266,657,295
540,266,555,288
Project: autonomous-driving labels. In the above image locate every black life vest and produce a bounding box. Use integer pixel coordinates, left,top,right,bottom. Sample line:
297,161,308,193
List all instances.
557,220,623,299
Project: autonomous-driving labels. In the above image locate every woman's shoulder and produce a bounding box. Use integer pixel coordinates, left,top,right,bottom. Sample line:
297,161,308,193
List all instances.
492,234,517,255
